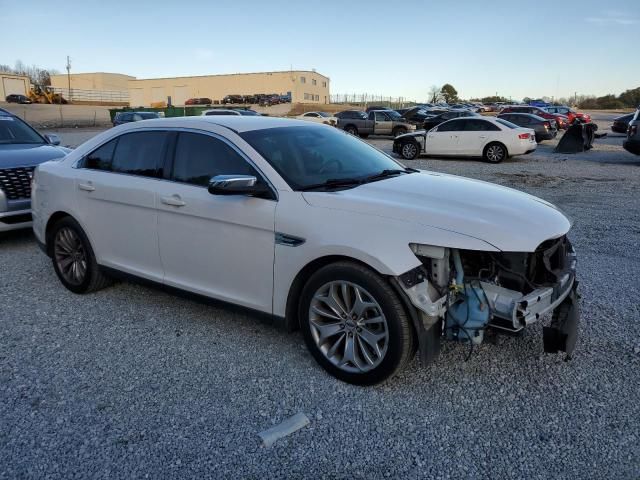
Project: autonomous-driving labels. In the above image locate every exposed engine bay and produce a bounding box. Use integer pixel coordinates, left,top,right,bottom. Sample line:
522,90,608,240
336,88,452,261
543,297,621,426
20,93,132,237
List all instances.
397,236,579,363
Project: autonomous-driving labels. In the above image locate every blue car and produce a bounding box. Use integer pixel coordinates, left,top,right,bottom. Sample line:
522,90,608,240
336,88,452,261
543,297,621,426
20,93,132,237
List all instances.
0,108,71,232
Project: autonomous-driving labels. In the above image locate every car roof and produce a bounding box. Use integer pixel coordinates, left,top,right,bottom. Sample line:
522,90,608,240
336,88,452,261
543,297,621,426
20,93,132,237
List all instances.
121,115,319,133
500,112,544,120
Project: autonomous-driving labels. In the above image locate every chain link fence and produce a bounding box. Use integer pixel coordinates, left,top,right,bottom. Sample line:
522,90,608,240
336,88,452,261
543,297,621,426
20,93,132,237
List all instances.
330,94,416,108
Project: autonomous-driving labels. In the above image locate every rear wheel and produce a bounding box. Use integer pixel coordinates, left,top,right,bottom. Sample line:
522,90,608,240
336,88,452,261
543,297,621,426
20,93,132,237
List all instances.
299,262,414,385
483,142,507,163
400,141,420,160
393,127,408,138
344,125,358,136
51,217,112,294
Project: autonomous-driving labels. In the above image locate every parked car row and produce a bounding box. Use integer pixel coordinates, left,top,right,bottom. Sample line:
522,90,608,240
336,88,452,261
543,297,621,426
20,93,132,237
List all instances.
223,93,291,106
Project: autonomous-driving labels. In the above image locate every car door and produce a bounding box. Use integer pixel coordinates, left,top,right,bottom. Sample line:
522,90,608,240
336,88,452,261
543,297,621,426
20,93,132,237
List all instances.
425,119,464,155
372,111,393,135
155,130,277,312
74,130,169,281
457,119,501,155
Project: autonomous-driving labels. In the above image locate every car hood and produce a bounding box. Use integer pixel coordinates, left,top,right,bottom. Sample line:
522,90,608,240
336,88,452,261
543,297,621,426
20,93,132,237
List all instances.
302,171,571,252
0,143,70,168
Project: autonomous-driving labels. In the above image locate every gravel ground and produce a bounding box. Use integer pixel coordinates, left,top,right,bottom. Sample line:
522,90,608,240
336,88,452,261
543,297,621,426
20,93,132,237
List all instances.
1,112,639,479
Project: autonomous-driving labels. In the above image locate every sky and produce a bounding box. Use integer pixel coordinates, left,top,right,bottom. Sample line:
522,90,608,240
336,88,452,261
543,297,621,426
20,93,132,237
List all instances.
1,0,638,102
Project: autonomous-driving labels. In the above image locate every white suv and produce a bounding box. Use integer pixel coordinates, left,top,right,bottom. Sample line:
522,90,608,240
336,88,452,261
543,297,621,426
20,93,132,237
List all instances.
32,116,579,385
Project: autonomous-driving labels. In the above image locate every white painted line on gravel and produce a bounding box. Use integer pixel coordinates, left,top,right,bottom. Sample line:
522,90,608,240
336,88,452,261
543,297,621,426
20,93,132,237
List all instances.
258,412,310,447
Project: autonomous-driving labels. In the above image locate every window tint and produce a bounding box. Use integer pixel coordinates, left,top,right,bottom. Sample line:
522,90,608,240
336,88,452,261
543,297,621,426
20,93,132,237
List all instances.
438,119,465,132
465,119,500,131
514,115,530,125
374,111,389,121
85,139,117,170
496,119,518,129
441,112,456,120
111,131,168,177
172,132,255,186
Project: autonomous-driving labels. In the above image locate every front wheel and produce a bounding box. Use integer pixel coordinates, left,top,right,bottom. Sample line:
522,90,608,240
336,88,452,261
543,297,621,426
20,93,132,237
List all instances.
299,262,415,385
483,142,507,163
400,141,420,160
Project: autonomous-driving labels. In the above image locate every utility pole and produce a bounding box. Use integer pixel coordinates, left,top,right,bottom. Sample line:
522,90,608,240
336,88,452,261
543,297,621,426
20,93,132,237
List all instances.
66,56,71,103
574,91,577,105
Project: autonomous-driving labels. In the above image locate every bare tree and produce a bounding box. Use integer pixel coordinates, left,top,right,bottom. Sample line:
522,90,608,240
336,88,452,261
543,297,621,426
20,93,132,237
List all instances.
428,85,441,103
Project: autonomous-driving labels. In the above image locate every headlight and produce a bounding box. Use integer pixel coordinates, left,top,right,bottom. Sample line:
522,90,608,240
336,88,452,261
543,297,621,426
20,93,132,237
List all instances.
409,243,446,259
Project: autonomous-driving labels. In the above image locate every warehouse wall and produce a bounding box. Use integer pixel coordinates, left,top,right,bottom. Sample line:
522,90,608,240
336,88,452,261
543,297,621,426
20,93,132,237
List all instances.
127,70,330,106
50,73,135,92
0,74,30,99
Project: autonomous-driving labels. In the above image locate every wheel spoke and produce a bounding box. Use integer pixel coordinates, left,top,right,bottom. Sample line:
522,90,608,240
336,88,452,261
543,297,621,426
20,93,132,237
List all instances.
311,320,343,343
351,287,375,318
358,327,384,357
356,336,375,365
326,333,346,358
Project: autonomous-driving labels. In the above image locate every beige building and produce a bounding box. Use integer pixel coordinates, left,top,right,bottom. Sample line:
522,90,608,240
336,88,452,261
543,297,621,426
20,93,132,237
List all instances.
128,70,330,106
50,72,135,92
0,73,30,99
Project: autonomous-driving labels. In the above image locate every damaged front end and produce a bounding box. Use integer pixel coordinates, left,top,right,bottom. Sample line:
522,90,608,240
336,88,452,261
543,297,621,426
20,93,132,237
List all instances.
394,236,579,364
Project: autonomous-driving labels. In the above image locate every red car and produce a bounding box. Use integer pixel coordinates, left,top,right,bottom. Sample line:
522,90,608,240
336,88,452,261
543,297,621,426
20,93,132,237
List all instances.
500,106,570,130
544,106,591,124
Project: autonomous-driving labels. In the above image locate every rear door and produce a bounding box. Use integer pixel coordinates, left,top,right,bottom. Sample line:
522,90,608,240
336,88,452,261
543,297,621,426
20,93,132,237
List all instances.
75,130,169,281
425,119,464,155
457,119,501,155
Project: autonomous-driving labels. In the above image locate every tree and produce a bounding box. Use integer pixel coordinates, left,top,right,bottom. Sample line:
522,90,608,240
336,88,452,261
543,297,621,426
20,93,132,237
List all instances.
619,87,640,108
428,85,441,103
440,84,458,103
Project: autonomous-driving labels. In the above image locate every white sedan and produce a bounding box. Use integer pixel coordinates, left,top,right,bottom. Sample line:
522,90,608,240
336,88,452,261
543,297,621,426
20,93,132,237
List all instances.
394,116,536,162
32,116,577,385
296,111,338,126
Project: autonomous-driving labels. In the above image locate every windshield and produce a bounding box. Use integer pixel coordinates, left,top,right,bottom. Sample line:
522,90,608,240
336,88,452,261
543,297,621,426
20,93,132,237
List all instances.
386,110,402,120
496,119,518,129
0,116,45,144
240,126,405,190
138,112,158,119
316,112,331,117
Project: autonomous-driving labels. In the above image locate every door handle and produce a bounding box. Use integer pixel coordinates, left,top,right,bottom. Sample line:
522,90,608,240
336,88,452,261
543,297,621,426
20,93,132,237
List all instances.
78,182,95,192
479,135,487,139
160,195,186,207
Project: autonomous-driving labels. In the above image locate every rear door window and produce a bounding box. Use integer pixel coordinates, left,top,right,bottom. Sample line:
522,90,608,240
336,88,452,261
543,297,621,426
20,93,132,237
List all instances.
438,119,466,132
84,138,117,171
464,119,500,131
111,131,169,177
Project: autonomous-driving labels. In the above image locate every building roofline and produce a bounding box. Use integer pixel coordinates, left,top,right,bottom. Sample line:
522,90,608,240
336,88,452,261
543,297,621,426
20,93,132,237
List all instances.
50,72,136,78
129,70,330,82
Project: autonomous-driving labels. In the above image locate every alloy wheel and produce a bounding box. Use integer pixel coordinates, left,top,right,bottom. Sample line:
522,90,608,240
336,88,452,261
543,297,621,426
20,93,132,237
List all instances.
54,227,88,286
309,281,389,373
402,143,418,159
486,145,505,162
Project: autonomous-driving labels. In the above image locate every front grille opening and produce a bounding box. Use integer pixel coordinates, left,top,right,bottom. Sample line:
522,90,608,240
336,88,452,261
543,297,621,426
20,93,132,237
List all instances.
0,166,35,200
0,213,32,224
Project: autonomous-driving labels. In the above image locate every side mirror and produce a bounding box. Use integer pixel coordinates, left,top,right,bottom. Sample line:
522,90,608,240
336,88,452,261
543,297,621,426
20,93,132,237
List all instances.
44,133,61,145
208,175,272,198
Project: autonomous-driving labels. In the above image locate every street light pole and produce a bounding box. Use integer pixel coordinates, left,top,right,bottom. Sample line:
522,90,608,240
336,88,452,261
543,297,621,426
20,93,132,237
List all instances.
66,56,71,103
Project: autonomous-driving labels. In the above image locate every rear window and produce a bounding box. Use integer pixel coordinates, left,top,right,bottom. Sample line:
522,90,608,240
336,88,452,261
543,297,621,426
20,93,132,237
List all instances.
496,119,519,129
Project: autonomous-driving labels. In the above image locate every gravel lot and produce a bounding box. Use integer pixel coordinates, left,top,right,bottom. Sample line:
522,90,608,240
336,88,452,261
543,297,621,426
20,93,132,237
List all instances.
1,112,639,479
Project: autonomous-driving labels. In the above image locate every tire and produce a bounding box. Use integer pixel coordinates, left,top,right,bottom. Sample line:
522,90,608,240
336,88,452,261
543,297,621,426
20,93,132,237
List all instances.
299,261,415,385
50,217,113,294
483,142,507,163
344,125,358,136
359,133,369,139
393,127,408,138
400,141,420,160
